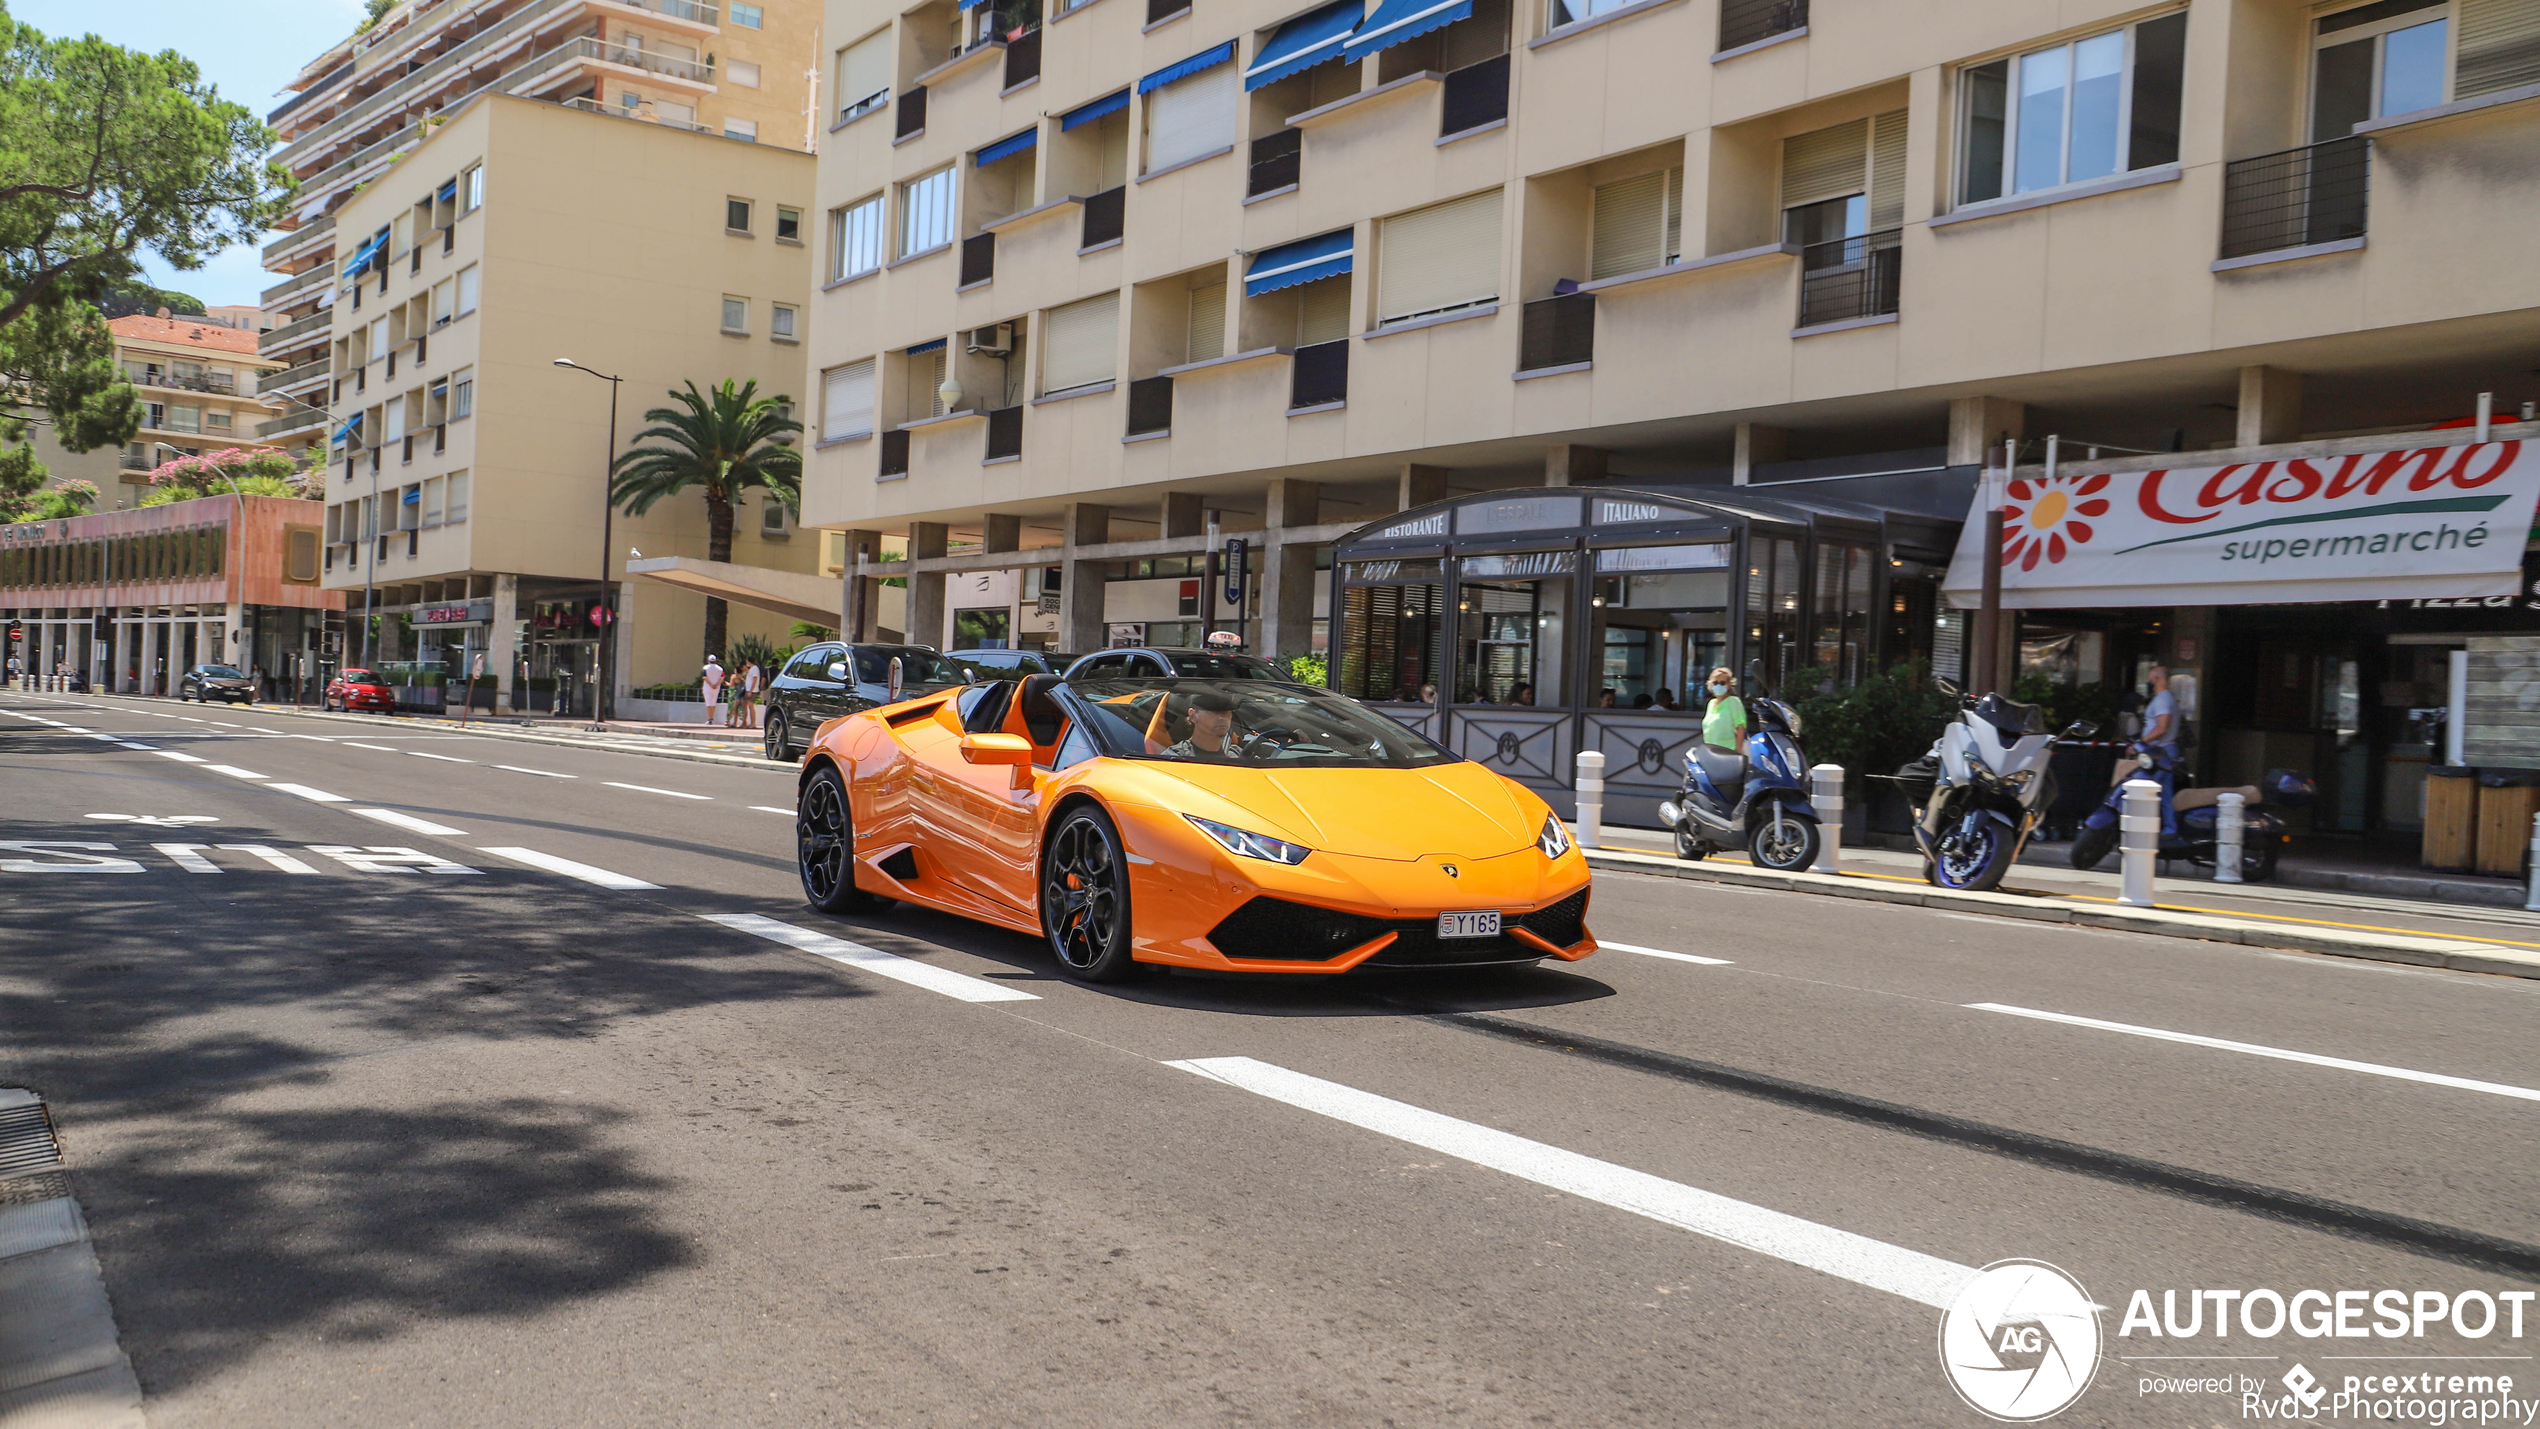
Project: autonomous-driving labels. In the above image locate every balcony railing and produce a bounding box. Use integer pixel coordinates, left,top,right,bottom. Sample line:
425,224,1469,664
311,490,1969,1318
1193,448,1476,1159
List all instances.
1249,128,1300,196
1003,27,1042,88
270,358,333,393
257,408,331,441
557,93,715,133
138,370,240,396
896,85,928,139
120,451,151,472
261,215,334,267
1796,227,1901,329
1291,340,1348,408
1126,376,1173,437
260,310,332,358
260,261,335,309
268,60,353,124
1081,186,1125,247
1439,54,1509,137
985,405,1024,461
1519,294,1594,371
547,35,715,85
840,87,887,124
880,428,911,477
1718,0,1806,51
642,0,720,22
960,232,997,287
2219,136,2369,261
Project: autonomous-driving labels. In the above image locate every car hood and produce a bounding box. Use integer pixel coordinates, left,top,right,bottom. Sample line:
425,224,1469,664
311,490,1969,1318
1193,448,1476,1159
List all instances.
1137,761,1543,861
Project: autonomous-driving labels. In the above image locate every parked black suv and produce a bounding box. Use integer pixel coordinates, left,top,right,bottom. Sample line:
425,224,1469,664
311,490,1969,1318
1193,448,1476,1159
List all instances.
762,642,971,761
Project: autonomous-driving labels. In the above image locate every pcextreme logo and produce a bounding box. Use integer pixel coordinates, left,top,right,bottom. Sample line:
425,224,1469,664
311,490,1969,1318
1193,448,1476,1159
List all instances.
1939,1260,2103,1422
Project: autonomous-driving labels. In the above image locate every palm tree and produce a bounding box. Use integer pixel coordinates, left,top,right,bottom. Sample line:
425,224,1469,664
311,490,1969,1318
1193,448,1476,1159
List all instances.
609,379,801,661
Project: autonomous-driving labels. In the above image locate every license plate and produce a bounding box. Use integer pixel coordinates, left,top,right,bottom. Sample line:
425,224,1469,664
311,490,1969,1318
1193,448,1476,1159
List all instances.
1437,910,1501,940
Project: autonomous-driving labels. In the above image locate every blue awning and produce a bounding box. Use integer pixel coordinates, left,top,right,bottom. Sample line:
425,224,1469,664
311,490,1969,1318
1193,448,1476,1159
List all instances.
1342,0,1470,65
1246,0,1363,89
1138,40,1234,94
337,229,389,290
331,413,361,443
1245,229,1353,296
401,486,422,504
959,0,992,10
436,178,457,201
1060,89,1130,130
976,126,1038,166
907,337,947,354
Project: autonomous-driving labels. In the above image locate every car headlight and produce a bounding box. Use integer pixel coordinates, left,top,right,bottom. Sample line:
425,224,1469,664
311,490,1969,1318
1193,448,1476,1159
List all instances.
1185,815,1310,865
1539,813,1573,859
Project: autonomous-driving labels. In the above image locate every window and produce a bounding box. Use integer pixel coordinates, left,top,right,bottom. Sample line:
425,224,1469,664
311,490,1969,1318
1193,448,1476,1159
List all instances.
728,59,762,87
423,475,446,526
899,166,956,256
761,498,791,535
1042,291,1119,394
384,396,406,443
822,358,877,440
1143,52,1238,172
456,264,479,315
725,117,760,141
1296,275,1350,344
731,1,762,25
462,164,483,211
837,30,891,120
727,198,753,232
1589,167,1683,280
2313,2,2452,137
287,528,321,581
205,410,232,431
1783,112,1905,240
831,194,884,278
776,206,801,242
771,303,798,341
166,404,201,434
450,367,474,420
432,277,455,326
368,316,389,362
1959,12,2186,205
1186,278,1226,364
446,470,469,523
2458,0,2540,100
1548,0,1630,27
722,296,750,333
1376,188,1502,325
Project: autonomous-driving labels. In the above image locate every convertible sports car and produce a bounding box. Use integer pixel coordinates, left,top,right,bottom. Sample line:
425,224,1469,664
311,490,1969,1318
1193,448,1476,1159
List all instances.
793,673,1596,981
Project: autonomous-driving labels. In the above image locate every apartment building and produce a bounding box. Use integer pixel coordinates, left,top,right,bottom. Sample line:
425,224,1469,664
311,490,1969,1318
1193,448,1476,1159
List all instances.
803,0,2540,828
28,314,291,511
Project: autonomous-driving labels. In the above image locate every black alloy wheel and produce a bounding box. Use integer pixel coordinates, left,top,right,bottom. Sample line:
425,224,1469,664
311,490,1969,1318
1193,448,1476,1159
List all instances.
798,764,886,913
1041,805,1140,982
765,710,793,762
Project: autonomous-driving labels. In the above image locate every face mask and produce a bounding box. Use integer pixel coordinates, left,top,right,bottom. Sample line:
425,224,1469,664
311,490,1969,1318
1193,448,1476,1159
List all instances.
1708,684,1729,697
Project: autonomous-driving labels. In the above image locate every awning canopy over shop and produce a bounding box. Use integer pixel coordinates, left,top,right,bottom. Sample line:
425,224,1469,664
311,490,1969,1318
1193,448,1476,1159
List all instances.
626,555,841,627
1940,438,2540,609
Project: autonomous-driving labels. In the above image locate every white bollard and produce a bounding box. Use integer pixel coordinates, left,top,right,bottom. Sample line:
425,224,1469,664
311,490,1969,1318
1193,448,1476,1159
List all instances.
2214,791,2246,884
1811,763,1844,874
2525,812,2540,913
1575,750,1605,850
2119,777,2162,907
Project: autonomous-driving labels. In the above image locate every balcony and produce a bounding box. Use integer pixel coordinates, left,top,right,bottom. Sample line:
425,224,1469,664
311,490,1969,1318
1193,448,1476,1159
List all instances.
1080,186,1125,247
557,93,713,134
896,86,928,140
526,35,716,89
960,233,997,287
1718,0,1806,53
880,429,911,478
1291,340,1347,409
1519,294,1594,372
1796,228,1900,330
1439,54,1508,139
1248,129,1300,198
268,358,333,395
260,310,333,360
257,408,331,442
984,405,1024,461
1126,376,1172,437
262,214,335,266
260,261,336,310
1003,28,1041,89
268,60,353,125
119,451,151,472
2218,136,2369,262
139,370,240,396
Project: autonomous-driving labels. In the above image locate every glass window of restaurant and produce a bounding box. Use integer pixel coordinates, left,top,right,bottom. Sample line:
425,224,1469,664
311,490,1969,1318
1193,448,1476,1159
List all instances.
1809,535,1875,688
1335,558,1444,702
1745,534,1804,688
1457,550,1573,707
1587,543,1731,711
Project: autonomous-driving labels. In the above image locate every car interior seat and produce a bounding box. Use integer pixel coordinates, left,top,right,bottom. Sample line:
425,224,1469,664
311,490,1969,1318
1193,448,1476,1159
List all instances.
1018,674,1067,746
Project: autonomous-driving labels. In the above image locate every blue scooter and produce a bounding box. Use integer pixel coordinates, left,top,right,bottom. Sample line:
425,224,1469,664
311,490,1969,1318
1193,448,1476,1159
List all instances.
1656,663,1822,872
2069,747,2310,882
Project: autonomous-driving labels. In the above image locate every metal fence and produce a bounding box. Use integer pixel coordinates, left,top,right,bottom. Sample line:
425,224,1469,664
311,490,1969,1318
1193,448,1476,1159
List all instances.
1520,294,1594,371
1796,227,1901,329
1718,0,1806,51
2219,135,2369,261
1291,340,1348,408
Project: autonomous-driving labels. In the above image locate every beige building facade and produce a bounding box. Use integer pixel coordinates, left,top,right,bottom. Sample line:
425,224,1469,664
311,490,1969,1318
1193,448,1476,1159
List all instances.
31,315,292,511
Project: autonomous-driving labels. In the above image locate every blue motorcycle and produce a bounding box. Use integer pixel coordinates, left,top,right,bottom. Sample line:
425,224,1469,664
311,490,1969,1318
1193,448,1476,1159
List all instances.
1657,665,1821,872
2070,750,2311,882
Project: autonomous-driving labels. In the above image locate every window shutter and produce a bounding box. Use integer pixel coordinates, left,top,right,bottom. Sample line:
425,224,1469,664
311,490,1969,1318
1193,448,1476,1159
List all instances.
840,32,890,106
1185,280,1226,363
1376,188,1503,324
1042,292,1120,393
1590,171,1667,280
1781,118,1868,210
1867,110,1908,230
2459,0,2540,97
1663,166,1683,264
1145,62,1238,173
822,359,876,440
1298,276,1352,344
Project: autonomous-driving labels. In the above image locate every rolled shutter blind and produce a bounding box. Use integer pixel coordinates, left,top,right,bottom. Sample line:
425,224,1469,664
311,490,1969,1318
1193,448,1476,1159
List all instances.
1376,187,1502,323
1868,110,1907,230
839,31,890,106
1298,276,1352,344
2458,0,2540,97
1042,292,1119,392
1781,117,1868,210
1590,171,1666,279
823,359,875,439
1663,165,1683,264
1185,280,1227,362
1145,63,1238,172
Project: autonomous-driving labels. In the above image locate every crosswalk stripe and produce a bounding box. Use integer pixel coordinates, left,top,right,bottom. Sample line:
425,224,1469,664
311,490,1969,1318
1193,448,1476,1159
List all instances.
350,808,468,837
1166,1056,1977,1309
1966,1003,2540,1103
706,913,1042,1003
479,846,660,889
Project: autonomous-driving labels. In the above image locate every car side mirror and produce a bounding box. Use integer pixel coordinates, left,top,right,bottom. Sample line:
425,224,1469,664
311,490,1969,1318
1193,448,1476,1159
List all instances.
1936,676,1963,700
959,732,1034,766
826,660,849,683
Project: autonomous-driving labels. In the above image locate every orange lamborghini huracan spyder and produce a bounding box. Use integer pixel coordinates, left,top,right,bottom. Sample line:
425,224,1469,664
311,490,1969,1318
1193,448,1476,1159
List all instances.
792,672,1596,982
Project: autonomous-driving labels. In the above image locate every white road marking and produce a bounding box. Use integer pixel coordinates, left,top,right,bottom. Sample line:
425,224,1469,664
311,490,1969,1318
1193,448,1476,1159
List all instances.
1167,1056,1976,1309
749,805,794,816
84,815,217,827
343,742,399,752
706,914,1042,1004
216,844,319,874
350,808,468,837
1600,941,1734,966
494,765,573,778
479,847,660,890
0,842,146,874
309,845,481,875
206,721,241,728
269,784,349,803
605,782,710,800
409,751,472,763
110,740,153,749
153,844,223,873
205,765,267,780
1967,1004,2540,1104
153,750,207,763
177,716,204,722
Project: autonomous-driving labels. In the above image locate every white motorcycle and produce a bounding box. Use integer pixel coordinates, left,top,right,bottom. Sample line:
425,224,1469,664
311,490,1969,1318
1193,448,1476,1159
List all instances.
1905,679,2094,892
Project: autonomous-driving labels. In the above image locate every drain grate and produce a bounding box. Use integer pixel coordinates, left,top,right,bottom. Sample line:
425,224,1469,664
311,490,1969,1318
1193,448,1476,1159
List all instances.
0,1094,63,1180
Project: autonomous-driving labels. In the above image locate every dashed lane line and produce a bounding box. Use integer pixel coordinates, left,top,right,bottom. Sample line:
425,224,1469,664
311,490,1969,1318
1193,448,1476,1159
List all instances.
204,765,266,780
750,806,793,816
1601,941,1735,966
1166,1055,1977,1310
409,751,472,763
350,808,468,837
1968,1003,2540,1104
343,742,399,752
605,781,710,800
152,750,206,764
269,784,350,804
706,913,1041,1004
478,846,660,890
493,765,573,778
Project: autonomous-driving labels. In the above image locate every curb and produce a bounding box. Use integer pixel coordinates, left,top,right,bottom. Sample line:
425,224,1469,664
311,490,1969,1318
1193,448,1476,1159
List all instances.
0,1089,145,1429
82,697,790,774
1582,847,2540,981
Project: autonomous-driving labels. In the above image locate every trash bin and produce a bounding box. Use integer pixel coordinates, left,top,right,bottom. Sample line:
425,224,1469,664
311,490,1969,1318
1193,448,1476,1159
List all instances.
2422,766,2478,872
2475,769,2540,877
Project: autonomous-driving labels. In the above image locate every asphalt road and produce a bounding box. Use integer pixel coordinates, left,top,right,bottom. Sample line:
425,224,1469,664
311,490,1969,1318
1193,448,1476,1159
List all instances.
6,688,2537,1428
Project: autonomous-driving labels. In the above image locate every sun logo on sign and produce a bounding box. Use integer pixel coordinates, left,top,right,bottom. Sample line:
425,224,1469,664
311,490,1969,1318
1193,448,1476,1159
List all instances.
1999,474,2112,572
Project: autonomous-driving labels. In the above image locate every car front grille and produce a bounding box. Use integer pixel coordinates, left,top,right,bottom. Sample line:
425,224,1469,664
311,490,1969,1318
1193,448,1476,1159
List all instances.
1206,885,1592,969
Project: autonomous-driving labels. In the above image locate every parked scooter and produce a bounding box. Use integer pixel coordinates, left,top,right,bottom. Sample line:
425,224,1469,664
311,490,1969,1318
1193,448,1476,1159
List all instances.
1903,679,2096,892
1657,662,1822,872
2068,753,2312,881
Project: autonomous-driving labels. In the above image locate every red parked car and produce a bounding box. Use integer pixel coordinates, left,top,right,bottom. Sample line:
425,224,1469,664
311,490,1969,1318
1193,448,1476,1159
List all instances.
324,668,395,713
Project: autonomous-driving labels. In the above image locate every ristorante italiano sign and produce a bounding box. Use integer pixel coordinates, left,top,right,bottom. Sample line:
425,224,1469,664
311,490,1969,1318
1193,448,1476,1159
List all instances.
1942,439,2540,609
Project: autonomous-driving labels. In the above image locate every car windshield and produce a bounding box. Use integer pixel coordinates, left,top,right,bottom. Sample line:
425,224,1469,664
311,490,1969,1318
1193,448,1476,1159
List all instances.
853,646,969,686
340,669,379,683
1066,678,1455,769
198,665,244,678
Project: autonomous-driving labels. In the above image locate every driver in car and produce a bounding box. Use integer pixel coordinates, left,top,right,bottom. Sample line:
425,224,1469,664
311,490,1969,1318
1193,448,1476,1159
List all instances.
1164,690,1242,760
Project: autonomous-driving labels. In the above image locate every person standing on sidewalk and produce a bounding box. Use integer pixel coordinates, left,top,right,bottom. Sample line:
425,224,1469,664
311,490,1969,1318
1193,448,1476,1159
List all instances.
733,659,762,730
2141,663,2180,836
701,654,726,728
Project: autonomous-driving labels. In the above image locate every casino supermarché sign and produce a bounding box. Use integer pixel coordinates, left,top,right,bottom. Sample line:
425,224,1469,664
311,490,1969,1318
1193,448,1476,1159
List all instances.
1942,440,2540,608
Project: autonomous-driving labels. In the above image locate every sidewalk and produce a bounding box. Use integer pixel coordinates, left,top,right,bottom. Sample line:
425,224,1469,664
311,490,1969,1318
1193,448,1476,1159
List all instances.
0,1089,143,1429
56,692,784,771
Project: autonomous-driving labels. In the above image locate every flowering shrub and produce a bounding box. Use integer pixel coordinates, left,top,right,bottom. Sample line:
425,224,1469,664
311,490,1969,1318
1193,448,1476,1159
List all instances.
140,447,319,505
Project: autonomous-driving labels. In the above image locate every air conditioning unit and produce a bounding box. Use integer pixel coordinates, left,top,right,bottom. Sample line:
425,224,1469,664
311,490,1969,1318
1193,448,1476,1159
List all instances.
966,323,1013,356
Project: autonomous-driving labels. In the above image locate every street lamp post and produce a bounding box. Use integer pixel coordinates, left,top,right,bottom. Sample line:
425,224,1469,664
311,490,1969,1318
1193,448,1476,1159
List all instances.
554,359,623,728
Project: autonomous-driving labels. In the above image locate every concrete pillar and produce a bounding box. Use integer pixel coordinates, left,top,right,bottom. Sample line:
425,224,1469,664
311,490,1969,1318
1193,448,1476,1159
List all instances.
1058,503,1110,653
1733,423,1788,486
840,528,881,640
1261,479,1322,661
1545,444,1605,487
226,598,249,683
907,521,950,650
1161,491,1204,540
487,573,519,712
1948,397,2026,467
1399,464,1447,511
982,512,1023,553
611,580,634,708
2238,366,2303,448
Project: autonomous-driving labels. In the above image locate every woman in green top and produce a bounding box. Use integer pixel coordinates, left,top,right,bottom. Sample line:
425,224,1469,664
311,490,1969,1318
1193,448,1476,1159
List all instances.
1700,667,1747,751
